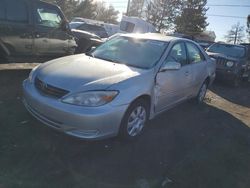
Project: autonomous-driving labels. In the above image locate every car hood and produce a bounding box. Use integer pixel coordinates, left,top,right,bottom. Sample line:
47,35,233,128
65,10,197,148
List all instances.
206,52,239,61
71,29,101,40
36,54,144,92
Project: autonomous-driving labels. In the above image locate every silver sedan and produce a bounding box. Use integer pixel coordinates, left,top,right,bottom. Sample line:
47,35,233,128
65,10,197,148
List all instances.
23,33,216,140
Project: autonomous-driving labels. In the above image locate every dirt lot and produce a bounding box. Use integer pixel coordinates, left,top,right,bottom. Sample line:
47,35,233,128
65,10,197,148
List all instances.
0,65,250,188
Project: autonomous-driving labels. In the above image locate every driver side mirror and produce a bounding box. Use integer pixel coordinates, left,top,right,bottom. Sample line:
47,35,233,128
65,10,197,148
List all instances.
160,61,181,72
60,20,69,31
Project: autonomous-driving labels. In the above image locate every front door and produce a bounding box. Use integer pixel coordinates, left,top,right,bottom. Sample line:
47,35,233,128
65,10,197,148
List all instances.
185,42,208,94
155,42,192,113
33,1,72,58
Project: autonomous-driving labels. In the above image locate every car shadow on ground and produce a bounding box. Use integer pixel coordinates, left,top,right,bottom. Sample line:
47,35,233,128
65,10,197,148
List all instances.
0,69,250,188
210,80,250,108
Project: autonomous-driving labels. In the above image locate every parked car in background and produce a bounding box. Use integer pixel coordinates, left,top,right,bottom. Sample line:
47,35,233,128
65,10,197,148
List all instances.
195,40,214,49
70,22,109,38
206,43,250,86
102,23,119,37
23,33,216,140
0,0,77,63
71,29,103,53
69,21,84,29
71,17,85,22
70,18,120,37
119,16,156,34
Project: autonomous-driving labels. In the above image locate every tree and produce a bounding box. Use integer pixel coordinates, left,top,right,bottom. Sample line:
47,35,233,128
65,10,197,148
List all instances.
146,0,182,32
225,22,245,44
74,0,97,19
94,1,119,24
128,0,145,17
43,0,80,19
43,0,119,23
174,0,209,36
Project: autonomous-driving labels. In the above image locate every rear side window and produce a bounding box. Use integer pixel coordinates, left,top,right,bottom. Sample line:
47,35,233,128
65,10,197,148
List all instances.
6,0,28,23
0,1,5,20
186,42,205,63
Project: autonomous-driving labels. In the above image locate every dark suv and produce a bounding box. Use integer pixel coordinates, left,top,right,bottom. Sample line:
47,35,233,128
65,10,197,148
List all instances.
206,43,250,86
70,22,109,38
0,0,77,62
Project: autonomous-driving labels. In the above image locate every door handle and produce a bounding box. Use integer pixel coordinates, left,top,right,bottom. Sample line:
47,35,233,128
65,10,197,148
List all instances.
185,71,189,76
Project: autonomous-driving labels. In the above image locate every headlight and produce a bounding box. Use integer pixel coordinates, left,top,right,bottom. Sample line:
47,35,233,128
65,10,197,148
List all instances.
28,65,39,82
226,61,234,67
62,91,119,107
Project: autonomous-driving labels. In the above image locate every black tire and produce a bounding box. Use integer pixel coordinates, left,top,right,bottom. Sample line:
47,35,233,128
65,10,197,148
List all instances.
196,81,208,103
119,99,149,140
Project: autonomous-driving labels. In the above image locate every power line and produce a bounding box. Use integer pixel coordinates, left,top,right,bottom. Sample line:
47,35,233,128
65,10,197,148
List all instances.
207,14,247,19
206,4,250,7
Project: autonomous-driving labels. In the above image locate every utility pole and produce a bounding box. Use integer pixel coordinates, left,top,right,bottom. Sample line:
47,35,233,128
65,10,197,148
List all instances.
126,0,131,16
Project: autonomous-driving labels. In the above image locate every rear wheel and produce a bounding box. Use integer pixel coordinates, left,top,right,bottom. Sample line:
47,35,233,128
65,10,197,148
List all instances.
196,81,208,103
119,99,149,139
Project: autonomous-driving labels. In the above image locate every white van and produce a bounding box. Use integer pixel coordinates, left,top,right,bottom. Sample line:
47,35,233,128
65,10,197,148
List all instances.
119,16,156,33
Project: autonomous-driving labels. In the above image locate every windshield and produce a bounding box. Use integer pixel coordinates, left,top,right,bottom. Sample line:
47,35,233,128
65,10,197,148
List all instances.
91,36,168,69
207,43,246,58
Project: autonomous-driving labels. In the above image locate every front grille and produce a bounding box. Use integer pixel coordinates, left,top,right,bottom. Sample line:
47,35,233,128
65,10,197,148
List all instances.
216,57,227,66
34,77,69,98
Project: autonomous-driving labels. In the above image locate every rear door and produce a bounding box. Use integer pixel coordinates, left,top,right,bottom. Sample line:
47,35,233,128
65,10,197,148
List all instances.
155,42,193,112
33,1,73,57
185,42,207,95
0,0,33,58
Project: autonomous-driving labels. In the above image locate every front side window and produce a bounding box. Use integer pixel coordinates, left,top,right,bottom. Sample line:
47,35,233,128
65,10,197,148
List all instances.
6,0,28,23
35,4,62,28
91,36,168,69
186,42,204,63
165,43,187,66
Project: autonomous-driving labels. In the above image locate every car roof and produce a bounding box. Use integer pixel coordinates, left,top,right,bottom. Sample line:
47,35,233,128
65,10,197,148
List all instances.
214,42,246,48
120,33,190,42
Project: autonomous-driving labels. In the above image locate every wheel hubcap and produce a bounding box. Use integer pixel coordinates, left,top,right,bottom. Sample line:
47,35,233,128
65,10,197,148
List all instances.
199,84,207,102
127,106,146,137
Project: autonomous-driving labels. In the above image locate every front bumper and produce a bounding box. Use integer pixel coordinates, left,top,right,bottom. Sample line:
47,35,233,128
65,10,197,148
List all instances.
22,79,128,140
215,69,237,81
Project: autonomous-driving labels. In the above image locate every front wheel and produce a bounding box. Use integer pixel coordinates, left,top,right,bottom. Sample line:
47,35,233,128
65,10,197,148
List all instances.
196,81,208,103
119,99,149,139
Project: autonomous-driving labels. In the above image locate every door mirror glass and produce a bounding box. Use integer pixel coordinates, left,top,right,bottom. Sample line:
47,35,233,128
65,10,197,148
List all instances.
60,20,69,31
160,61,181,72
